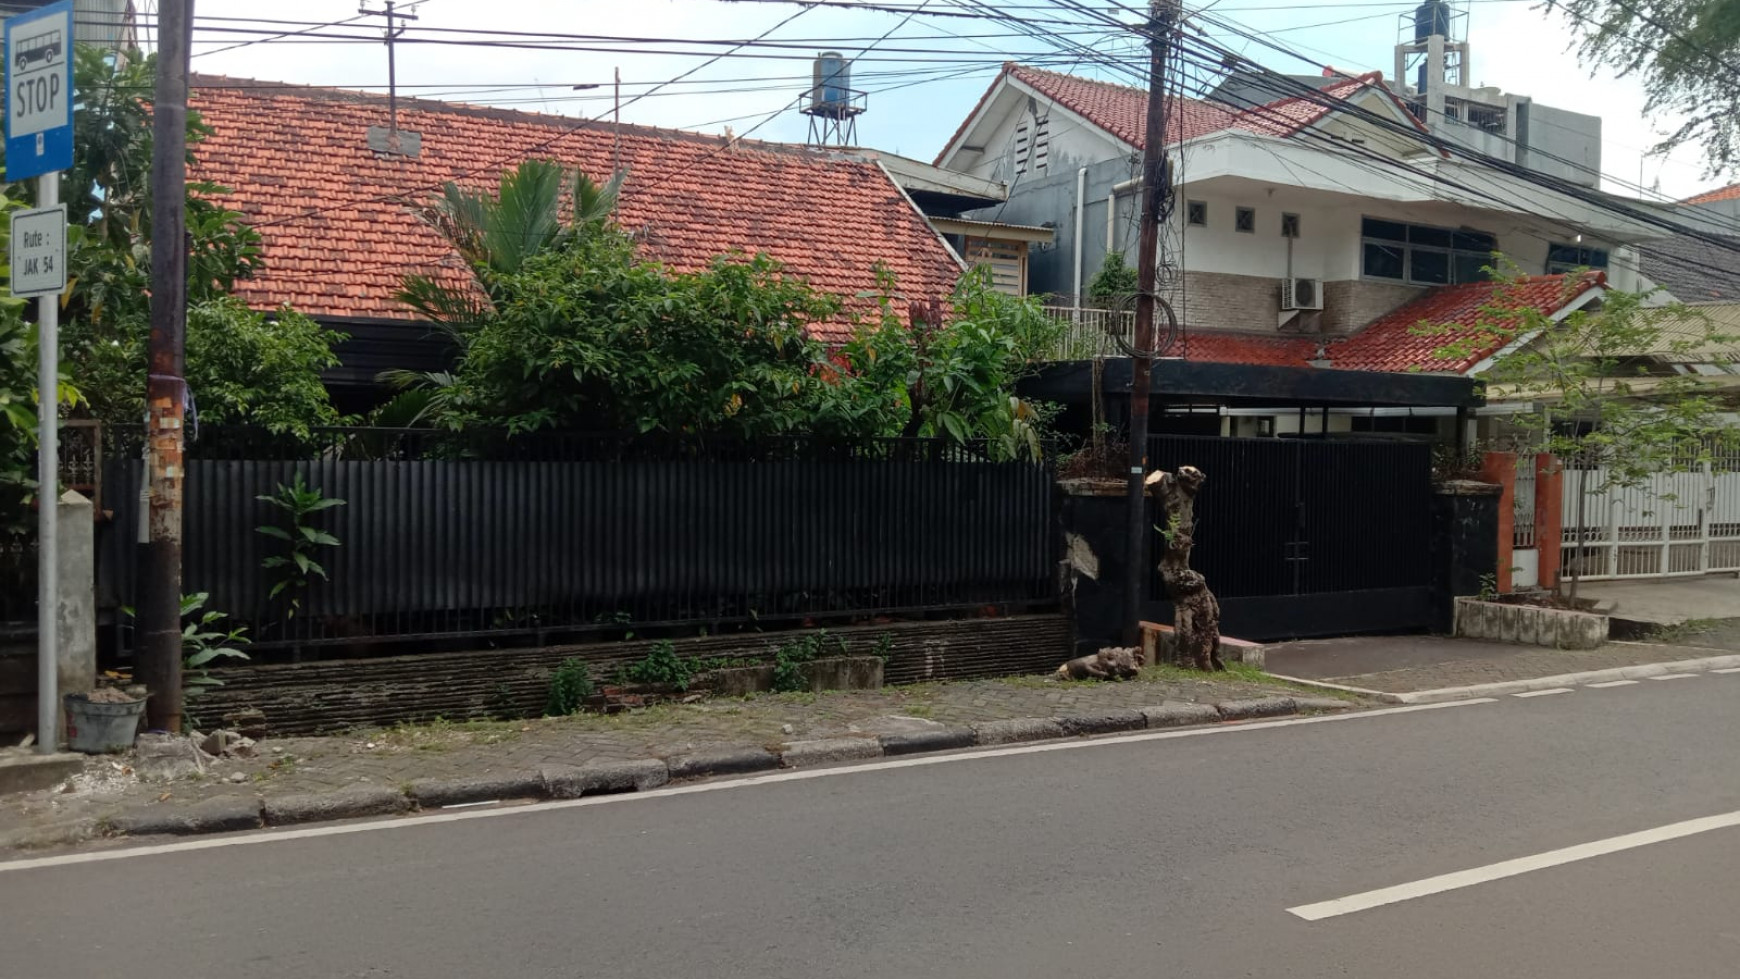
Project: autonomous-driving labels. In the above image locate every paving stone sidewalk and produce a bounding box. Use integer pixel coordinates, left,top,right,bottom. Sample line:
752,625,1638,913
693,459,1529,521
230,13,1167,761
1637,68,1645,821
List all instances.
1299,642,1730,694
2,669,1327,851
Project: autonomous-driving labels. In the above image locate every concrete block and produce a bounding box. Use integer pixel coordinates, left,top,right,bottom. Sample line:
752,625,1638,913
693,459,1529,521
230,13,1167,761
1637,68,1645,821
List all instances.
779,738,883,768
878,729,976,756
408,773,544,808
972,717,1065,746
665,748,778,780
1216,696,1297,721
1056,710,1146,737
1138,703,1222,728
0,751,84,795
133,734,209,782
263,785,408,826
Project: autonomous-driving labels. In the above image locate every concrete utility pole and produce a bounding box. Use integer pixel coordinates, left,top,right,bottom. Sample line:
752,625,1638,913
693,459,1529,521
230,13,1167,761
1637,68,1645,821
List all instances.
1124,0,1177,645
137,0,192,732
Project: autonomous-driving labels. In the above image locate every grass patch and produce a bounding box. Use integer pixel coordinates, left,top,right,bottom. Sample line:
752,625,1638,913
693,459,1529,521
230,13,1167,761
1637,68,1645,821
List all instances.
1643,618,1722,645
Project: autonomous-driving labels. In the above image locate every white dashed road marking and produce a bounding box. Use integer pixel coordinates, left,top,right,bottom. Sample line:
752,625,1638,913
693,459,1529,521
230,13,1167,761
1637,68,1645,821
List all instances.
1713,667,1740,674
1586,679,1639,688
1650,674,1700,681
1513,688,1573,698
1288,810,1740,921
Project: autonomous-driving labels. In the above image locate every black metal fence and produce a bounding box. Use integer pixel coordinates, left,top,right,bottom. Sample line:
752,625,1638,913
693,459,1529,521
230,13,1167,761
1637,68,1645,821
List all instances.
97,429,1061,649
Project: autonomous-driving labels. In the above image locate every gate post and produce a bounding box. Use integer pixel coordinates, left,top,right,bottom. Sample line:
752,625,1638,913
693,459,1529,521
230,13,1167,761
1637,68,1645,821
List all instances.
1480,451,1518,594
1058,478,1137,659
1431,479,1502,634
1534,453,1563,590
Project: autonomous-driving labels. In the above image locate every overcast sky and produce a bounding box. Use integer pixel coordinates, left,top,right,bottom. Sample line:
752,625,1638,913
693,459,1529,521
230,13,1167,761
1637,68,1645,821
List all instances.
170,0,1729,202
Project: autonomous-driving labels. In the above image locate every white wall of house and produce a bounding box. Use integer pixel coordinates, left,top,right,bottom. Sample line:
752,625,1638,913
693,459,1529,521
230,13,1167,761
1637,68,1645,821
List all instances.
944,83,1128,183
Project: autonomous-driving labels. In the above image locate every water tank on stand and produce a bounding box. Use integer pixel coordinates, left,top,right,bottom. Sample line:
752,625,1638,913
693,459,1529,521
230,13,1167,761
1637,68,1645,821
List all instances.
1414,0,1450,41
811,52,851,117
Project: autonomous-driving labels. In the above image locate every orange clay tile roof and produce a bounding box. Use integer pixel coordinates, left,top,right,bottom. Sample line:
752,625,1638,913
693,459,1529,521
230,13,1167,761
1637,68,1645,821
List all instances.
1682,183,1740,205
937,64,1402,163
1172,273,1604,374
187,77,964,341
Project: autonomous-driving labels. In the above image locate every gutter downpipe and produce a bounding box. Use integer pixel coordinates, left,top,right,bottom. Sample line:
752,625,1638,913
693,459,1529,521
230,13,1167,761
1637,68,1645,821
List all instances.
1073,166,1088,318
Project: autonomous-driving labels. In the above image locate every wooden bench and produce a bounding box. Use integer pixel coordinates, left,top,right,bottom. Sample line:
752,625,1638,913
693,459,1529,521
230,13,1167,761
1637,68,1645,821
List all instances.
1139,621,1266,669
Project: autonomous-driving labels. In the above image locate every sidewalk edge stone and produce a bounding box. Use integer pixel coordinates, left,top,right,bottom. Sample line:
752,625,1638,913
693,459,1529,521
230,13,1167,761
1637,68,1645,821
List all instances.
780,738,883,768
879,729,976,756
409,774,545,808
1391,653,1740,704
667,749,778,780
263,785,408,826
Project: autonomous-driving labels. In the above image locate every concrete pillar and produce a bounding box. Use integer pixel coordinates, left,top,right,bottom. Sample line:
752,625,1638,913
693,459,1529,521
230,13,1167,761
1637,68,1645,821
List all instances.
1058,479,1136,659
54,490,96,744
1431,480,1502,634
1480,451,1518,594
1534,453,1563,591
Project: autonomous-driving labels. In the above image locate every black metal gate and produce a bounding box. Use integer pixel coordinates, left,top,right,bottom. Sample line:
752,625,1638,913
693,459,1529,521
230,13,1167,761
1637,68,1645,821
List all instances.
1143,435,1435,640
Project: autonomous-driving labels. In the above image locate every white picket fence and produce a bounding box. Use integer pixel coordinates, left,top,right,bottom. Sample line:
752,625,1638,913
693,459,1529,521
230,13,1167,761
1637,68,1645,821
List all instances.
1562,462,1740,579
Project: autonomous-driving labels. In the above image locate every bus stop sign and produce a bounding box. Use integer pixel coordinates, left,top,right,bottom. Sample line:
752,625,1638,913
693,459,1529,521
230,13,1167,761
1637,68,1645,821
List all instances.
4,0,74,180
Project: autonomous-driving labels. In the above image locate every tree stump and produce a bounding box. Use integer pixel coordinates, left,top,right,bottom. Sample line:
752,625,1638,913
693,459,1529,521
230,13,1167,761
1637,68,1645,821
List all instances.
1145,466,1223,672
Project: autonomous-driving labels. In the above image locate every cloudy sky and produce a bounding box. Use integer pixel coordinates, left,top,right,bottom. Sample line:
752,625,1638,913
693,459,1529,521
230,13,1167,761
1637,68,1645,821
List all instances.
162,0,1729,201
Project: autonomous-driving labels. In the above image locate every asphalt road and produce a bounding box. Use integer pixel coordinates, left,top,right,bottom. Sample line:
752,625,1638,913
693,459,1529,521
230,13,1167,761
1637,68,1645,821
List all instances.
5,676,1739,979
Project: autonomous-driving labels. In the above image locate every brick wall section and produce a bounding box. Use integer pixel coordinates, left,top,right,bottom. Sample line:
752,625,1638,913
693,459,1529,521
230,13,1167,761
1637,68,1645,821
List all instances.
1322,279,1426,333
195,615,1071,736
1165,270,1281,331
1162,274,1425,334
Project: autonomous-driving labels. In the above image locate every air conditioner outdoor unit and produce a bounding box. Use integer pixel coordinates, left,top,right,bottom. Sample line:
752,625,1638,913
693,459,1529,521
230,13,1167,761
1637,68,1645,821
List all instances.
1282,277,1323,311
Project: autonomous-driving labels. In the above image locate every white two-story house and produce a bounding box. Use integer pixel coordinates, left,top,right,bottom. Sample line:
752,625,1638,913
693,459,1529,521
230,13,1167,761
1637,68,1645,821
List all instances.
936,63,1657,350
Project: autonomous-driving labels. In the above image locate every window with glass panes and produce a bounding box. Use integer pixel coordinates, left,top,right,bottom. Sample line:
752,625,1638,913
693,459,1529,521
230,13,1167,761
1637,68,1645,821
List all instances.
1361,218,1497,285
1545,242,1609,274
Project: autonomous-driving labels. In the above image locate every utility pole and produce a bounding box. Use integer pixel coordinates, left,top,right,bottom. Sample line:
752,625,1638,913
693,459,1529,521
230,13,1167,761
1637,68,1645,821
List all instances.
360,1,417,142
137,0,192,732
1124,0,1176,645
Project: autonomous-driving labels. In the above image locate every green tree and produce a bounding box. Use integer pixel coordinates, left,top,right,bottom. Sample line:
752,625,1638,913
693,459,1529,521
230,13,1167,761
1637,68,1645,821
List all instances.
7,47,339,440
1428,261,1740,597
1555,0,1740,172
1087,251,1139,309
71,298,345,440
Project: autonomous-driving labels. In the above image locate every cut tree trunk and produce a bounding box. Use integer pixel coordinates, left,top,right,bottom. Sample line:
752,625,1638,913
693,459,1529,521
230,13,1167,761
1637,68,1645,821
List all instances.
1145,466,1223,671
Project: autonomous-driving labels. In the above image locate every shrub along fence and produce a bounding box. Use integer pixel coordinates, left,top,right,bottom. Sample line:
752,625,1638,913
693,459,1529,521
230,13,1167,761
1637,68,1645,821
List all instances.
96,429,1061,651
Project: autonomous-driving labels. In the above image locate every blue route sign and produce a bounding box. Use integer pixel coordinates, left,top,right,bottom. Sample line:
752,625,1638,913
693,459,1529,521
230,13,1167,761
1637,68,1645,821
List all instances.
4,0,74,181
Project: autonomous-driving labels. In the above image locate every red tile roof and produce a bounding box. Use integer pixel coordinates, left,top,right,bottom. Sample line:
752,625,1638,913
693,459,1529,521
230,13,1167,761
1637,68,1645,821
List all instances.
1005,64,1238,150
1327,273,1606,373
1177,332,1316,367
1683,183,1740,205
1171,273,1604,374
187,77,963,340
938,64,1403,162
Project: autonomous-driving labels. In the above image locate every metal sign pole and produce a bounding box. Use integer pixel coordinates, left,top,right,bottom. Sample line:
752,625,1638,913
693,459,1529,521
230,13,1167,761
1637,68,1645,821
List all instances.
35,172,58,754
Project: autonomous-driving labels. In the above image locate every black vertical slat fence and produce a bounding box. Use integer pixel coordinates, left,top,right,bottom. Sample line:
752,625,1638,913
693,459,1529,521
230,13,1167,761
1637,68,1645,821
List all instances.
1147,434,1434,600
94,430,1061,649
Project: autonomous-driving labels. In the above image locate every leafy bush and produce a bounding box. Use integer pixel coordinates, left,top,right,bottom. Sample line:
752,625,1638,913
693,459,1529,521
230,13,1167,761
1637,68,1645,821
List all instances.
545,657,595,716
1087,251,1139,309
618,640,696,692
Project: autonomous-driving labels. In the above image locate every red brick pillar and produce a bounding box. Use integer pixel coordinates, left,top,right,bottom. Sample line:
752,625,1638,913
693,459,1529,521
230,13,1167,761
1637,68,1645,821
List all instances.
1480,450,1517,594
1534,453,1563,591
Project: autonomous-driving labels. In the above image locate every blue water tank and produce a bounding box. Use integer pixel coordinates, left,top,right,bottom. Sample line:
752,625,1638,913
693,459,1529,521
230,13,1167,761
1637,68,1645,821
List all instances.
1414,0,1451,42
813,52,850,113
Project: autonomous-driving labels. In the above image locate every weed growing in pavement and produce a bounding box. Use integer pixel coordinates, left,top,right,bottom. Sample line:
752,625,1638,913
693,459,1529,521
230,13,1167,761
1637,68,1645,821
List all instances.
545,657,595,716
617,641,695,691
1645,618,1721,645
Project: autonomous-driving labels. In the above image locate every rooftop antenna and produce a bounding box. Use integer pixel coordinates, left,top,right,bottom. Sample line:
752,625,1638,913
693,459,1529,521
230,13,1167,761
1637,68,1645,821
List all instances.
359,0,420,155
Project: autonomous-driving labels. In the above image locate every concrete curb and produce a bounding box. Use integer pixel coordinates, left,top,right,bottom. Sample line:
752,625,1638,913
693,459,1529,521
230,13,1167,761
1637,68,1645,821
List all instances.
22,694,1365,849
1386,653,1740,704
